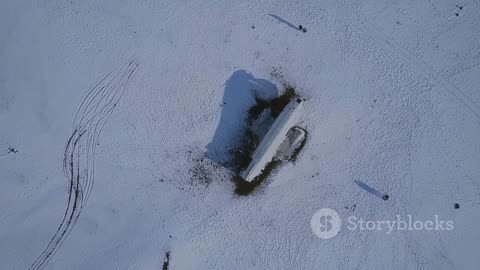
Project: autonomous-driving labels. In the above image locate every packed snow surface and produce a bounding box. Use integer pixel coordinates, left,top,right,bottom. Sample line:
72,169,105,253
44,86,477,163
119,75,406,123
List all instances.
1,0,480,269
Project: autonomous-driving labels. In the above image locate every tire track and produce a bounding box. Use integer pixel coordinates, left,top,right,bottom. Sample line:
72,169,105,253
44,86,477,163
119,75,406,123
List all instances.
28,58,140,270
28,1,223,269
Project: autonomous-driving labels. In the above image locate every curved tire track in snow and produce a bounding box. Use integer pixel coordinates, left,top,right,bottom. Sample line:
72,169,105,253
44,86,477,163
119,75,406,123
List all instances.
28,1,223,268
28,58,140,270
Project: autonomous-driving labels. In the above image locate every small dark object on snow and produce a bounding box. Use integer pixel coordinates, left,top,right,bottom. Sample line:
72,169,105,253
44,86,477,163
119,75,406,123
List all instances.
162,252,170,270
298,25,307,32
455,13,459,16
8,147,18,153
454,203,460,209
252,25,255,29
382,194,389,201
456,5,463,10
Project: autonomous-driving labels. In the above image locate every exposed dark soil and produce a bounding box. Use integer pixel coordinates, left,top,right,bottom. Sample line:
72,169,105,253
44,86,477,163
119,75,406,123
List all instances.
162,252,170,270
233,159,281,195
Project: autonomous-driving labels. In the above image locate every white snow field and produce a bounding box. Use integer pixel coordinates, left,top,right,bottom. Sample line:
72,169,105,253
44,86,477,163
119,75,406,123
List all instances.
1,0,480,269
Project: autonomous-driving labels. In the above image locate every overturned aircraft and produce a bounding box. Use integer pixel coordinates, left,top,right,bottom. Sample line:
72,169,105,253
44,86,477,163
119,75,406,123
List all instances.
240,97,306,182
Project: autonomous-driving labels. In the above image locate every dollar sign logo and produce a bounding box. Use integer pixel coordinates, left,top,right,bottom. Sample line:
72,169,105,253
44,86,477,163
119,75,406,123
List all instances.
311,208,341,239
319,215,333,232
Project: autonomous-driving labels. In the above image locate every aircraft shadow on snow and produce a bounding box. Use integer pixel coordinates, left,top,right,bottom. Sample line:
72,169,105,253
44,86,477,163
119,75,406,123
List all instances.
206,70,278,168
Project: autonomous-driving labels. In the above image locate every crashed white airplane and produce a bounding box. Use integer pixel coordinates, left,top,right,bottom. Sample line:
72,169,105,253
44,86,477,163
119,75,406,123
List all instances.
240,97,306,182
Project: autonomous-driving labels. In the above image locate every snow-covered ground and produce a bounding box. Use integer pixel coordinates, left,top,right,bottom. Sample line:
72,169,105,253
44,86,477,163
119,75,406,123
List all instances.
1,0,479,269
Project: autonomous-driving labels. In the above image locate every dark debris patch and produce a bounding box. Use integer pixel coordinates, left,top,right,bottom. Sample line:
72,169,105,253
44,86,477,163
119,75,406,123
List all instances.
270,87,295,117
233,159,281,196
189,154,224,187
162,252,170,270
